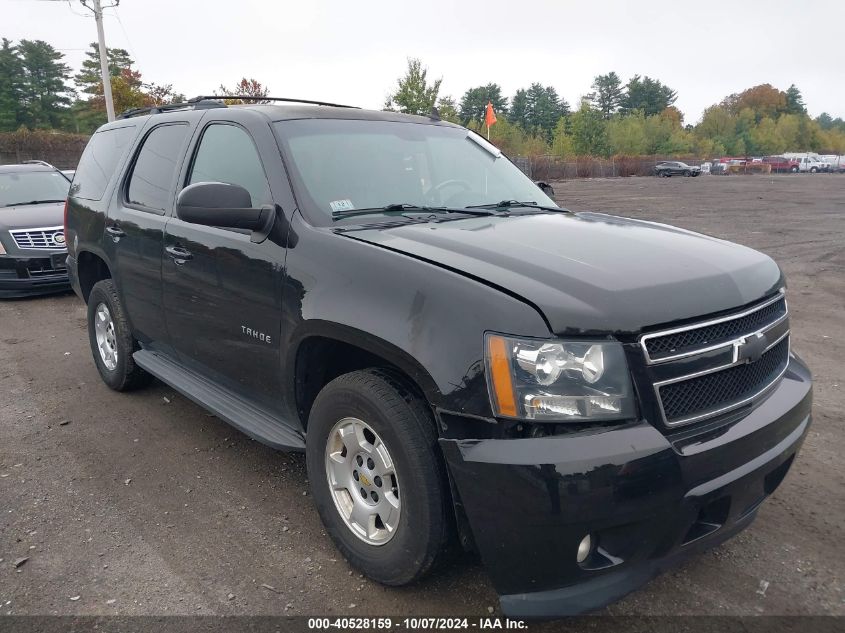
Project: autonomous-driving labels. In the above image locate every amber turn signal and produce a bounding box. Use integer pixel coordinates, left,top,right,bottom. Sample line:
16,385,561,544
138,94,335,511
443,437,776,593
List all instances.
487,335,517,417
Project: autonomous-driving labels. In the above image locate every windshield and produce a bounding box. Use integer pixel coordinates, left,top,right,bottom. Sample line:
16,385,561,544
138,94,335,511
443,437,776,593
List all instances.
274,119,556,224
0,171,70,208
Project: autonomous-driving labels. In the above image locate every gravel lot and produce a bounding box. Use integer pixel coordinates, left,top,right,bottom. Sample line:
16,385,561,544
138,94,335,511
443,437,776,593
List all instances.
0,175,843,618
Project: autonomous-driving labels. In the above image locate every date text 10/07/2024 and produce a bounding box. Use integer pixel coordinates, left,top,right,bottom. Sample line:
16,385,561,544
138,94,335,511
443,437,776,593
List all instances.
307,618,528,630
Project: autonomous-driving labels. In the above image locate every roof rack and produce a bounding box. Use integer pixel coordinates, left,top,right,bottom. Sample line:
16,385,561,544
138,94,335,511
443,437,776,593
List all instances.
192,95,359,108
22,159,56,168
117,97,226,120
117,95,359,119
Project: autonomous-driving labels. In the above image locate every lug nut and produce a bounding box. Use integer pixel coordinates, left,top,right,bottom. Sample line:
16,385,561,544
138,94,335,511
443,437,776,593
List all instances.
356,455,363,466
370,491,379,502
353,471,359,481
367,458,375,470
374,476,382,488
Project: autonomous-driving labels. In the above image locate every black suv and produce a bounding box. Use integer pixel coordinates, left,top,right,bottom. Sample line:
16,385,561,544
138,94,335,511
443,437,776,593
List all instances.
0,161,71,297
65,98,812,618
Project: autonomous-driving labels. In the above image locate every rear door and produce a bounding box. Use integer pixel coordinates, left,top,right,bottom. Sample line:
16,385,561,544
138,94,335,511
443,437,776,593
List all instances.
162,109,290,411
105,116,199,348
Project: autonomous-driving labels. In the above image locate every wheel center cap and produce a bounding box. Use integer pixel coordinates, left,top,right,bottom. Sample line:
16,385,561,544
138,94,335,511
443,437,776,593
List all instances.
359,472,372,487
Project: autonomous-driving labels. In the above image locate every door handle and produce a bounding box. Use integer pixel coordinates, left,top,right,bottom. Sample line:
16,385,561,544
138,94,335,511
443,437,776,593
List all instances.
105,225,125,239
165,245,193,263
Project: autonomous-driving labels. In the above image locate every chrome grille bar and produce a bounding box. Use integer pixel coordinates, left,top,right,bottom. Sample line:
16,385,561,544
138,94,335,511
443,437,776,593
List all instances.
9,226,67,251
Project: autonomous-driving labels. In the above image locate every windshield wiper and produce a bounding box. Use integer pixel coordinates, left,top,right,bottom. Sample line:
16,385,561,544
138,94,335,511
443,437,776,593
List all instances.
331,203,494,221
4,199,66,207
465,200,567,213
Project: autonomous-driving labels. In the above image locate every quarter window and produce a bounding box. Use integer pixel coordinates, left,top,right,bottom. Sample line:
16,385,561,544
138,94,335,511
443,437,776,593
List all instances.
188,124,271,207
127,123,189,212
73,125,136,201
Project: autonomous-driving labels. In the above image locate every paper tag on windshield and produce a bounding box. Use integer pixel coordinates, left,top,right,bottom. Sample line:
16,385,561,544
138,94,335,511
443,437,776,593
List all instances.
330,199,355,213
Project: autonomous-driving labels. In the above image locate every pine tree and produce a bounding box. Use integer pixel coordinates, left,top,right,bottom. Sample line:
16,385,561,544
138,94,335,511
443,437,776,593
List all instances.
588,72,625,119
74,42,135,96
458,84,508,125
17,39,71,129
785,84,806,115
0,39,24,131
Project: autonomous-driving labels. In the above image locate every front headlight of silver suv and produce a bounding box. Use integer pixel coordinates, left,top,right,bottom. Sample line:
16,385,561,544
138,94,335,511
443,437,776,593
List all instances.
485,334,635,422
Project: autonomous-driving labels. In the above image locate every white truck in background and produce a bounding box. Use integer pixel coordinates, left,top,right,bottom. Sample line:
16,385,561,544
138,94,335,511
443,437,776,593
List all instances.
782,152,832,172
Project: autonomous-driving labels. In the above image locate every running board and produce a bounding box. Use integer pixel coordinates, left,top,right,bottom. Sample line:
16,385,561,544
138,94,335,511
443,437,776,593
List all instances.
133,349,305,451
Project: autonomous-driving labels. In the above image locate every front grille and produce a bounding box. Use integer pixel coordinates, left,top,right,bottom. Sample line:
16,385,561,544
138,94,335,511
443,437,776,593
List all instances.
659,337,789,425
644,296,787,361
10,226,66,251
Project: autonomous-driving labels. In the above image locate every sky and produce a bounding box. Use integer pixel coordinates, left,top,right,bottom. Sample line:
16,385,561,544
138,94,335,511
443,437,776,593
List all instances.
5,0,845,123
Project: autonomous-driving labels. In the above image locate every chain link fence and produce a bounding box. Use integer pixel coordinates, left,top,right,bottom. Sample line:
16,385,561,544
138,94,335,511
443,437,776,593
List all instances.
519,155,711,180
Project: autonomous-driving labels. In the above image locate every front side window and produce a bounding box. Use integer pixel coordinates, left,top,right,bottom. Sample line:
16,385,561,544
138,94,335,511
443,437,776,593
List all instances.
187,124,271,207
0,171,70,208
274,119,555,225
127,123,189,212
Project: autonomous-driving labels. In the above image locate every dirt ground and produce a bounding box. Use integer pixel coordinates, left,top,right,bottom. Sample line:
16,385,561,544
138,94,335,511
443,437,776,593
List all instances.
0,175,843,618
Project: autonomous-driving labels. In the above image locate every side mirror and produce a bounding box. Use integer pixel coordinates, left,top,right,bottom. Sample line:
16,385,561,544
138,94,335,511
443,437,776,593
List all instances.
535,181,555,198
176,182,272,233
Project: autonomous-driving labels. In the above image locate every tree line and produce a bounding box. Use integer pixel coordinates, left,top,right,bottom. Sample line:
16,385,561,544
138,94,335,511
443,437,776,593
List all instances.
384,59,845,157
0,38,268,134
2,41,844,157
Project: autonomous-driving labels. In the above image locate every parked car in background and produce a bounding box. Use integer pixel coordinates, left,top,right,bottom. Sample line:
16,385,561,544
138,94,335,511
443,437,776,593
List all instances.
654,161,701,177
819,155,844,173
0,161,71,297
762,156,800,173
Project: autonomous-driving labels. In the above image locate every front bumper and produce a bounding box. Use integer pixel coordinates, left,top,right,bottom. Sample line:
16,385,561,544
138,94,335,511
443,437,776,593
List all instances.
0,254,70,298
439,354,812,618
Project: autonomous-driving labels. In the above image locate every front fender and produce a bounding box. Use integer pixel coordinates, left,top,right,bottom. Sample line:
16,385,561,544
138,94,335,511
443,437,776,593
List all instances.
281,213,551,418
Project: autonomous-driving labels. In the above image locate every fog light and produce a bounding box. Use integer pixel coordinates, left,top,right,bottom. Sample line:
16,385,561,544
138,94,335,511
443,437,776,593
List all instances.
576,534,592,564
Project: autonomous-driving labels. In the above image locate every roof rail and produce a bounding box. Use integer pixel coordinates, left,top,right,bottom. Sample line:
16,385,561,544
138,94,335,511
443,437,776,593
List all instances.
22,159,55,168
117,98,227,120
192,95,359,108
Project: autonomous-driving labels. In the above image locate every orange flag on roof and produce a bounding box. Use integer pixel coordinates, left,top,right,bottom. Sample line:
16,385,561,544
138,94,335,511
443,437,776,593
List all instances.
485,101,497,128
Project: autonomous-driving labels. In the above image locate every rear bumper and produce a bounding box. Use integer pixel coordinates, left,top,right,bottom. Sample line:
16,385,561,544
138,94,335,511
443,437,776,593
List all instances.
0,254,70,298
439,354,812,618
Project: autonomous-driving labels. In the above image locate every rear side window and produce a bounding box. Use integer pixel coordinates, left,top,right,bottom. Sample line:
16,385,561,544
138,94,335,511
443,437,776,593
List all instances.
72,125,136,201
127,123,189,212
187,124,271,206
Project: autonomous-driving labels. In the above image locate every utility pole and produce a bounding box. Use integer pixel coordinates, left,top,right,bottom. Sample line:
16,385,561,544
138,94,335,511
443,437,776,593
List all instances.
76,0,118,121
92,0,115,121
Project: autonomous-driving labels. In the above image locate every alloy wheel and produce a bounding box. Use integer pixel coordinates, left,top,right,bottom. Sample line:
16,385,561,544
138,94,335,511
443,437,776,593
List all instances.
324,417,401,545
94,303,118,371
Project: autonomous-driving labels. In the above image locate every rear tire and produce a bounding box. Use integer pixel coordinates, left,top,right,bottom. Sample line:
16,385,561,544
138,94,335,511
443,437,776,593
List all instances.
683,170,691,177
306,368,453,586
87,279,153,391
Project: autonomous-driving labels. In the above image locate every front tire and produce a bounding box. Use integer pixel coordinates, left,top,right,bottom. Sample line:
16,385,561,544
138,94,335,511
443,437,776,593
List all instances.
87,279,152,391
306,369,453,586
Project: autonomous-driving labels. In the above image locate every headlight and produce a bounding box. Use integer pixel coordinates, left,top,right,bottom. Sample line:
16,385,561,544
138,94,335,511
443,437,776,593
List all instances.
485,334,635,422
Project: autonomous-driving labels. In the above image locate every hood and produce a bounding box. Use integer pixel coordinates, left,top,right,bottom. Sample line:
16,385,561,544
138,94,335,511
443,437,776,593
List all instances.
0,201,65,231
343,212,783,336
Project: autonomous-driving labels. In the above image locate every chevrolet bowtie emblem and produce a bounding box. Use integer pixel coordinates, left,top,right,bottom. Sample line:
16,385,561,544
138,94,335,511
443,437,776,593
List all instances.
734,332,767,364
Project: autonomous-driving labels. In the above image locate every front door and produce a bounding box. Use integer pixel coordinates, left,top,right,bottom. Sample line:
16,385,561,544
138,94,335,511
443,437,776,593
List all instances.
162,114,287,410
